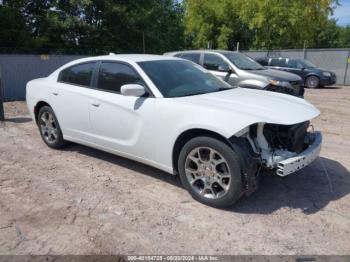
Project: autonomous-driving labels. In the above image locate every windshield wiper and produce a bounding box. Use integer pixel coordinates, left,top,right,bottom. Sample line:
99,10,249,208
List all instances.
180,88,231,97
239,67,265,70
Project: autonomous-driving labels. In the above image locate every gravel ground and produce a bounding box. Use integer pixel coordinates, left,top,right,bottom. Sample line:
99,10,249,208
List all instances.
0,87,349,255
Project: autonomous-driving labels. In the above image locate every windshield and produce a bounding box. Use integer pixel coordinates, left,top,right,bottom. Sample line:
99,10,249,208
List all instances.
297,59,317,68
138,60,232,98
223,52,265,70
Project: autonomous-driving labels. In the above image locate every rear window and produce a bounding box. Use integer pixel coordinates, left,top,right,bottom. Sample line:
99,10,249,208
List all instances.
270,58,287,67
180,53,201,64
59,62,95,87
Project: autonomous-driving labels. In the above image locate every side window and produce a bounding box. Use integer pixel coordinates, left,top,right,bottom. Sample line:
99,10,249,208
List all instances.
296,61,304,69
59,62,95,86
97,62,144,93
287,59,297,68
174,53,183,58
203,53,229,71
256,58,268,66
270,58,287,67
181,53,201,64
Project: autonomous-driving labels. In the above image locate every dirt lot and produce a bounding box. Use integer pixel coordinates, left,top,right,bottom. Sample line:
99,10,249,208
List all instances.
0,87,350,255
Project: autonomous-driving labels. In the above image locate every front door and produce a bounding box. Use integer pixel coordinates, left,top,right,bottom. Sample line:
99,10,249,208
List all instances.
286,59,306,79
88,61,156,160
202,53,239,87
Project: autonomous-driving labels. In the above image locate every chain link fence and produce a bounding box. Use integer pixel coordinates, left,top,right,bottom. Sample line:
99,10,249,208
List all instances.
0,54,84,101
244,48,350,86
0,50,349,101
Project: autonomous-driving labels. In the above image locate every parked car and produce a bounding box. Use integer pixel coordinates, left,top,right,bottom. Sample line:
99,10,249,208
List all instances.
26,54,322,208
255,57,337,89
164,50,304,97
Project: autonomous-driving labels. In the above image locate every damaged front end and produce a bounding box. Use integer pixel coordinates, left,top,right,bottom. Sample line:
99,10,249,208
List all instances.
250,122,322,176
229,121,322,196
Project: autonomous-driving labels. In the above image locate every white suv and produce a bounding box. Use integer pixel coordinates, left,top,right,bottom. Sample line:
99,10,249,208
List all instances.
26,54,322,208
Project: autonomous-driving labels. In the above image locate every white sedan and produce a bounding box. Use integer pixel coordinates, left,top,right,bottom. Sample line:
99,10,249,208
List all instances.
26,54,322,208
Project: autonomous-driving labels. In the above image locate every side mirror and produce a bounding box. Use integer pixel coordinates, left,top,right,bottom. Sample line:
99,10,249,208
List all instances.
120,84,146,97
218,65,230,72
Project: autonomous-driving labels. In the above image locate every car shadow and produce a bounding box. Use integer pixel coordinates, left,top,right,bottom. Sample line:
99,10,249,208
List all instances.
232,157,350,214
62,144,349,214
4,117,32,123
319,86,342,90
63,143,182,189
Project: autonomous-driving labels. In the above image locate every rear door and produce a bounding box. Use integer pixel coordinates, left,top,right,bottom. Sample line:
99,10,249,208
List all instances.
88,61,156,159
52,62,96,140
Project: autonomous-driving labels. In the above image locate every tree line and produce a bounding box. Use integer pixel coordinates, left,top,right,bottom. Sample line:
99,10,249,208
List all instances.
0,0,349,55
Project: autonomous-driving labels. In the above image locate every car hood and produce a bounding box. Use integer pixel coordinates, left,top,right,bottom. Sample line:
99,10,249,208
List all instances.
250,68,302,81
307,67,333,74
178,88,319,126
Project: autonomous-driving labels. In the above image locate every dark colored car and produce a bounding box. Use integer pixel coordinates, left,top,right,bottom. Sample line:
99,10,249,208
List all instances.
255,57,336,88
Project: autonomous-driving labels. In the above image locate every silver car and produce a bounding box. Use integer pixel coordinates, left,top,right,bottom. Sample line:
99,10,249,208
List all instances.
164,50,304,97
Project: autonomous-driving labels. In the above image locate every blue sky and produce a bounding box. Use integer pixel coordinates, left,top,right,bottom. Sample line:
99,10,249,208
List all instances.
332,0,350,26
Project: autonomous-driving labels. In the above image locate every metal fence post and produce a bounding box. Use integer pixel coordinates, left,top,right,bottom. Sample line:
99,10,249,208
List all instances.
0,65,4,121
343,49,350,86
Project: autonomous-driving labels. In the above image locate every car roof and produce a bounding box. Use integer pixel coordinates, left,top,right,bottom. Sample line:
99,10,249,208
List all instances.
260,57,303,60
106,54,180,62
49,54,182,79
167,50,239,55
74,54,181,64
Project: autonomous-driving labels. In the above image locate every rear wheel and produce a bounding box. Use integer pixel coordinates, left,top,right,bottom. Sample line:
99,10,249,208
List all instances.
305,76,320,89
178,136,243,208
38,106,67,149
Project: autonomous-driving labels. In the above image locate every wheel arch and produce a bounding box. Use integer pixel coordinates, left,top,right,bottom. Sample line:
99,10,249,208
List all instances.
172,128,233,173
34,101,51,124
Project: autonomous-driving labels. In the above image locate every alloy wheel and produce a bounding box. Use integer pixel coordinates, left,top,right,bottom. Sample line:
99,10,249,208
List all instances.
185,147,231,199
39,111,58,144
307,76,319,88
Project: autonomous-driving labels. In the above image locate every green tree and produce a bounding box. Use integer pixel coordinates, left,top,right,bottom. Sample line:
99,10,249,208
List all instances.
239,0,339,49
336,25,350,47
0,4,33,52
0,0,186,54
184,0,253,50
185,0,340,50
314,19,340,48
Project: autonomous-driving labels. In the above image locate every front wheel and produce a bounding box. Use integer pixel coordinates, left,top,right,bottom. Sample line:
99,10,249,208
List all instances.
178,136,243,208
305,76,320,89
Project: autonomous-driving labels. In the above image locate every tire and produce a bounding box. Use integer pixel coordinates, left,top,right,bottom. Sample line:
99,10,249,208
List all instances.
37,106,67,149
305,76,320,89
178,136,243,208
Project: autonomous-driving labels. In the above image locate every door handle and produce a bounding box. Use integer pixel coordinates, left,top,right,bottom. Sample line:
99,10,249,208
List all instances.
52,92,59,96
91,103,100,107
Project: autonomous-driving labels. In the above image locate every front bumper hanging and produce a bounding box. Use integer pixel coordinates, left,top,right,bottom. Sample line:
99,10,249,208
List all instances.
276,132,322,176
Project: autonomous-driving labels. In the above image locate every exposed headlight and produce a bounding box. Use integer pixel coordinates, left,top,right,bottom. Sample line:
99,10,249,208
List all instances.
323,72,331,77
269,80,292,88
